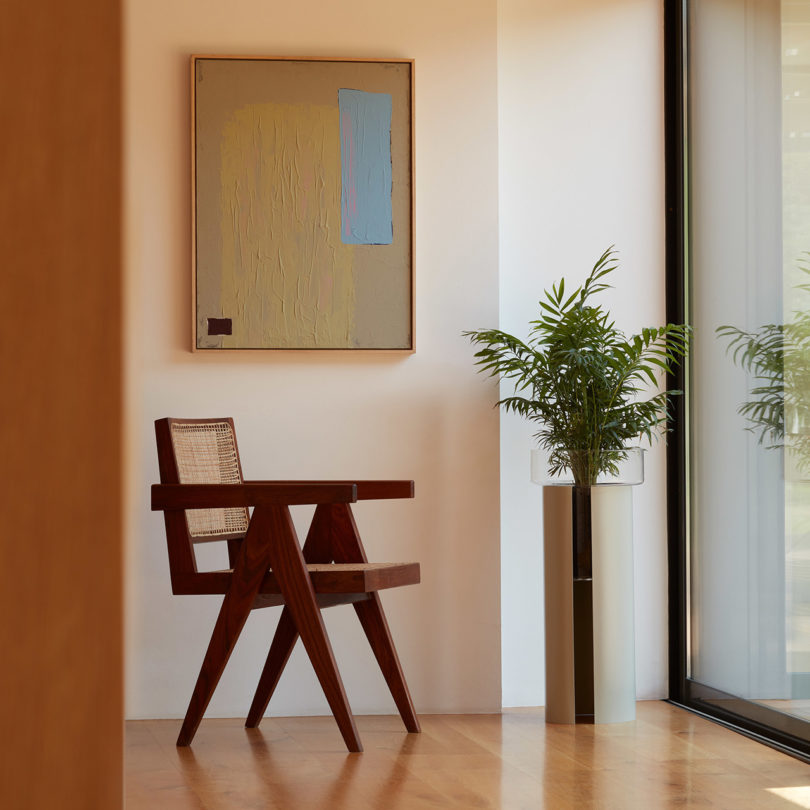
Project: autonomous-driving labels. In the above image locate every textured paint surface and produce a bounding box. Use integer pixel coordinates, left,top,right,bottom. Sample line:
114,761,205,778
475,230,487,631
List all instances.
218,102,355,348
339,89,393,245
194,59,412,349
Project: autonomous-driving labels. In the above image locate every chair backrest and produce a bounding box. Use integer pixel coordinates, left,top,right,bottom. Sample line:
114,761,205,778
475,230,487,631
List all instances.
155,418,248,579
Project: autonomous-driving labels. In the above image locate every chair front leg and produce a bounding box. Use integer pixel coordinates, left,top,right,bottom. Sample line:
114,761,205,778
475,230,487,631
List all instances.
176,508,275,746
263,505,362,752
246,504,334,728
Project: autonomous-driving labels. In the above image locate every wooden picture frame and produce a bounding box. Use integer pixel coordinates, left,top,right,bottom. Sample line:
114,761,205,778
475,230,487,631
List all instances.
191,56,414,352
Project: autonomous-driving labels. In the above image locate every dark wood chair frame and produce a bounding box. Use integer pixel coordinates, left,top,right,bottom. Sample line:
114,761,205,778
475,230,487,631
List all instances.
151,417,421,752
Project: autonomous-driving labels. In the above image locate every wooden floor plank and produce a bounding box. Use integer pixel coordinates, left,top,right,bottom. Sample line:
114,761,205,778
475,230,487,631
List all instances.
126,703,810,809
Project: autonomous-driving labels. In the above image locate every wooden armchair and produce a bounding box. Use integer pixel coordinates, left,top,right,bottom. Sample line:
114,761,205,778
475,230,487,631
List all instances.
151,417,421,752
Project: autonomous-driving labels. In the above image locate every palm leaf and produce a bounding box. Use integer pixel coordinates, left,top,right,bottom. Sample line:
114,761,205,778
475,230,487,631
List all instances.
464,248,690,486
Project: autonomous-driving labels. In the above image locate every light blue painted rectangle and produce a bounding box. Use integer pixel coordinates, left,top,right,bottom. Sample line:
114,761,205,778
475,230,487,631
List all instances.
339,88,393,245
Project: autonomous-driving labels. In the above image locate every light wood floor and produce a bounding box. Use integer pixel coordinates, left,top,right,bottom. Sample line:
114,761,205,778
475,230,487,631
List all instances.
126,702,810,809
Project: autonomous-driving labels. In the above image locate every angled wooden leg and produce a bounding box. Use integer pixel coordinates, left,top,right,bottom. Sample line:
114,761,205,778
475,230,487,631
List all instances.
246,504,334,728
245,606,297,727
177,509,275,747
354,594,421,733
326,503,421,733
263,505,363,753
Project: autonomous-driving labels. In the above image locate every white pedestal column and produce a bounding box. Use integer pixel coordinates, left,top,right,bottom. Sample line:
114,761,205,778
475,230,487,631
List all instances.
543,484,636,724
591,485,636,723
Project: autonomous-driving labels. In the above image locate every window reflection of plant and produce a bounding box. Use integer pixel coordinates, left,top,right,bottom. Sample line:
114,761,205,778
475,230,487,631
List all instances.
717,258,810,473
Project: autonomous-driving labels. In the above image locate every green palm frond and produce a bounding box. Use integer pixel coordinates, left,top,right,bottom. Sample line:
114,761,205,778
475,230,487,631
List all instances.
463,247,691,486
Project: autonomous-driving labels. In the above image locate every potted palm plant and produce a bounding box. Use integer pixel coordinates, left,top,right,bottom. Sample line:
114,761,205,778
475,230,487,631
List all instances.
465,247,689,724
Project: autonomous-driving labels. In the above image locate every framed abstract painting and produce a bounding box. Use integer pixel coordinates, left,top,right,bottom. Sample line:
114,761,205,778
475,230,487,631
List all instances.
191,55,414,351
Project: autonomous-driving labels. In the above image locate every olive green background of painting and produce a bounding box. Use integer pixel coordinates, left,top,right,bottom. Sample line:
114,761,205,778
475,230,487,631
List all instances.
194,58,412,349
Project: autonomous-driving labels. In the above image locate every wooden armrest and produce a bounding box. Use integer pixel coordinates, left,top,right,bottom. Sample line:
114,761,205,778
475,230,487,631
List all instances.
243,480,414,500
151,482,358,511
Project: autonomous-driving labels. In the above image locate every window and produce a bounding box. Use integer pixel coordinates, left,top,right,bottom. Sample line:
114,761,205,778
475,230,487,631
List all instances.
667,0,810,761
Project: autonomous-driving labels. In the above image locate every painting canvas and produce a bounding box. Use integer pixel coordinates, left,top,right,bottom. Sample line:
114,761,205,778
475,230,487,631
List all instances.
192,56,413,350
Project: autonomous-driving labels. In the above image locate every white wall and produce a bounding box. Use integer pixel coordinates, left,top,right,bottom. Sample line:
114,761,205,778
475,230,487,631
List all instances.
125,0,501,718
497,0,670,705
126,0,675,719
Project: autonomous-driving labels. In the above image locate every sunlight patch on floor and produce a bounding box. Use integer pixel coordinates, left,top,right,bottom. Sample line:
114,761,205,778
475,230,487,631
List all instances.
767,787,810,808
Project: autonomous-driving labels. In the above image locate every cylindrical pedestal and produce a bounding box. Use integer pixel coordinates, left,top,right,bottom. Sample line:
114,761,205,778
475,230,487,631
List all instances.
543,485,636,724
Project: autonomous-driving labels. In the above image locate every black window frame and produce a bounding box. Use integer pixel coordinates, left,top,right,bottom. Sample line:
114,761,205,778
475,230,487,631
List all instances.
665,0,810,763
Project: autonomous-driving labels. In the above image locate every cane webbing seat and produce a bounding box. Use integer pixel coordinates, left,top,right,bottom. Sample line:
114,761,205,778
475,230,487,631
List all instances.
152,417,421,752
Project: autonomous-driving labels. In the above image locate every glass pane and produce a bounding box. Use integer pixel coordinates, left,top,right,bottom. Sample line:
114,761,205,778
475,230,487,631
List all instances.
689,0,810,727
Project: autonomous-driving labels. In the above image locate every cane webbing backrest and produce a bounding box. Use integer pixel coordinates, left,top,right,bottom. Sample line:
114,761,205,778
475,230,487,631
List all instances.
169,420,249,539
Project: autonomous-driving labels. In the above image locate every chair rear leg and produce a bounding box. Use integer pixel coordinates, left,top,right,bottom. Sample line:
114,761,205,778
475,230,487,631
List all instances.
177,510,275,746
245,606,298,728
355,594,421,733
326,502,420,734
